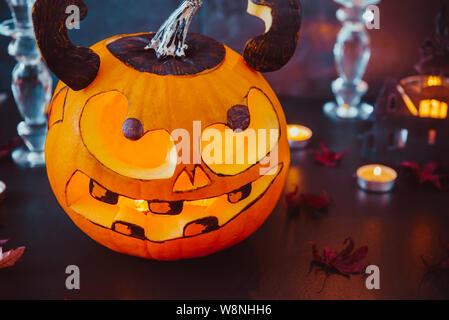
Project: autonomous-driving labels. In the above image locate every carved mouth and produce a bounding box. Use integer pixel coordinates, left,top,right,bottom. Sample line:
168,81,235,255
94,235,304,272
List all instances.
65,164,283,243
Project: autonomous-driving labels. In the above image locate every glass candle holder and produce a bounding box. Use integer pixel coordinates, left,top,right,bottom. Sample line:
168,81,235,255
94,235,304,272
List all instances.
323,0,380,120
0,0,52,168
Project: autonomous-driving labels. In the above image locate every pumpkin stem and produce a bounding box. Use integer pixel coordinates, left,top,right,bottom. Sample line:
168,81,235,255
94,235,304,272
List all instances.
145,0,203,59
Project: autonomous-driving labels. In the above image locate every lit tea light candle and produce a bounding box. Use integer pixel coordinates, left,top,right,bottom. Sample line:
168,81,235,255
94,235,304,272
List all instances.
357,165,397,193
0,180,6,203
287,124,312,149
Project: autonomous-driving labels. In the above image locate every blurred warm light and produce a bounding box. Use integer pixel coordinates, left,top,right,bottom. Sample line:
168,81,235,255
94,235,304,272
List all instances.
428,129,437,145
426,76,442,87
287,125,312,141
289,126,300,138
286,165,303,193
397,85,419,116
419,99,448,119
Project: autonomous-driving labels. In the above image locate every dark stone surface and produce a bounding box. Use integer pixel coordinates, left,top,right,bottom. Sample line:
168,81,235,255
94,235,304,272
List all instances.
0,95,448,299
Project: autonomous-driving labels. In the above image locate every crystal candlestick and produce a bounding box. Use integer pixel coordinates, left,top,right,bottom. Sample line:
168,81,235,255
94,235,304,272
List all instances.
0,0,52,168
323,0,380,120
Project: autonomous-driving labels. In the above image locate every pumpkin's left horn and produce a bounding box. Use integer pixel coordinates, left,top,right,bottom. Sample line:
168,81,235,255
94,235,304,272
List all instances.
243,0,302,72
32,0,100,91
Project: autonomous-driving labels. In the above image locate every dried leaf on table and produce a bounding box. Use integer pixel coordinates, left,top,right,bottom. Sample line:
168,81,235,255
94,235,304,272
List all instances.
314,142,348,167
300,191,330,211
0,239,26,269
286,186,330,215
400,161,446,190
419,241,449,297
309,238,369,293
422,242,449,274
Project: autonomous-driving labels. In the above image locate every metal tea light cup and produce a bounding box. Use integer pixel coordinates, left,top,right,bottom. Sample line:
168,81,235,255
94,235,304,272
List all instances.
357,165,398,193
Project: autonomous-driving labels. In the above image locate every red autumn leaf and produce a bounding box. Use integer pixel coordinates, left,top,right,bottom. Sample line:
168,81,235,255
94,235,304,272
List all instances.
309,238,369,293
286,186,330,211
310,238,368,276
0,137,23,160
300,191,330,211
0,239,26,269
400,161,444,190
422,242,449,273
285,185,301,208
419,241,449,297
314,142,348,167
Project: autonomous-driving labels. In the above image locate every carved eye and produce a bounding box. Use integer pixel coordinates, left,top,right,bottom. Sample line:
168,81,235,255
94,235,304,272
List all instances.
80,91,177,180
201,88,280,176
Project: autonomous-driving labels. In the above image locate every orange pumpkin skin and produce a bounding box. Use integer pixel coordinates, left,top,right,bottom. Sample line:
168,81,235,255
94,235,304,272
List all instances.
46,33,290,260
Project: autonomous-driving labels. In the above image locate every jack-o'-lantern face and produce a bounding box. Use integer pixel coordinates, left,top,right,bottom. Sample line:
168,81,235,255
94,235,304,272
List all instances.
34,0,301,260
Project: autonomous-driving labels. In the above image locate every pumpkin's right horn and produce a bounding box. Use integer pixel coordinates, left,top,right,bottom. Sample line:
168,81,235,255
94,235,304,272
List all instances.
244,0,302,73
32,0,100,91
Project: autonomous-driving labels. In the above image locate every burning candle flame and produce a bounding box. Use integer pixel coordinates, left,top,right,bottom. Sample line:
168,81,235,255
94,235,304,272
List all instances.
374,166,382,177
289,126,300,138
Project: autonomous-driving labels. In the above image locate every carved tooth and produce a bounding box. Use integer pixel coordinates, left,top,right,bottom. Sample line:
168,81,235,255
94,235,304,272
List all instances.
89,179,119,205
227,183,252,204
183,217,219,237
112,221,145,240
148,200,184,215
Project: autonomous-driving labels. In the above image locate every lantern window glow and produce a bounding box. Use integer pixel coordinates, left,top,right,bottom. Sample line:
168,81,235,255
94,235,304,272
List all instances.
426,76,442,87
419,99,448,119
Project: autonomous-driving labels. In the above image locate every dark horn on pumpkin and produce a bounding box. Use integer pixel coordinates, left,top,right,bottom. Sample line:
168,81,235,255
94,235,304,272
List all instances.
32,0,100,91
243,0,302,72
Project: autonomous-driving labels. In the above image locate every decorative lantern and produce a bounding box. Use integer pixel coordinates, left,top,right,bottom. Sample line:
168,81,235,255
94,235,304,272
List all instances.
33,0,301,260
362,6,449,163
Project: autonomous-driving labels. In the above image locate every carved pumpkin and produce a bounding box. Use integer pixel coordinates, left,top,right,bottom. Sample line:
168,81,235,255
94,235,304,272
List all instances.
33,0,301,260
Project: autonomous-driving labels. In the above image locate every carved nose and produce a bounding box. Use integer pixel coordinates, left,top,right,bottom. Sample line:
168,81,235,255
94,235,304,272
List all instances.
122,118,144,140
173,166,211,192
